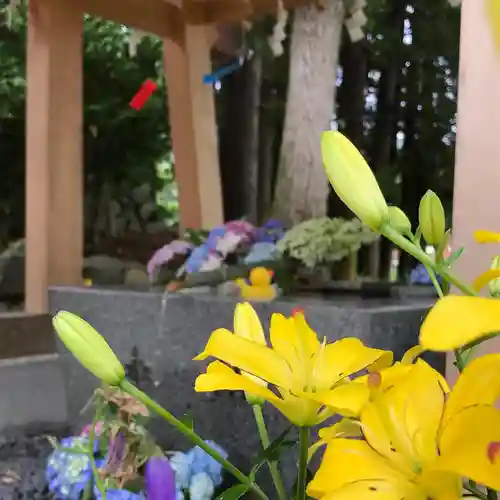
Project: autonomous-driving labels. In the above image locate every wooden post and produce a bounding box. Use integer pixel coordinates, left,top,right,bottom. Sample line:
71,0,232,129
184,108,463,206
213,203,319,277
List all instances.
163,25,224,230
25,0,83,313
448,0,500,377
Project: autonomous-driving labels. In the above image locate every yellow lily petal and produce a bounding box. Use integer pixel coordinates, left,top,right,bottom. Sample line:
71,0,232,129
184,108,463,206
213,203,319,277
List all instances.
443,353,500,429
416,469,462,500
318,418,362,441
475,229,500,244
420,295,500,351
472,269,500,292
314,338,393,389
233,302,266,345
308,417,362,462
362,362,444,469
307,439,419,500
318,481,426,500
194,328,291,388
269,313,305,380
318,382,371,417
401,345,423,365
291,309,321,358
486,0,500,53
194,361,279,402
437,405,500,491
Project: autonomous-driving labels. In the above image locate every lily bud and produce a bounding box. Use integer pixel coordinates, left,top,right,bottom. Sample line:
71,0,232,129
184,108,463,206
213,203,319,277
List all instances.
53,311,125,385
386,206,411,235
418,190,446,246
321,131,388,230
489,256,500,298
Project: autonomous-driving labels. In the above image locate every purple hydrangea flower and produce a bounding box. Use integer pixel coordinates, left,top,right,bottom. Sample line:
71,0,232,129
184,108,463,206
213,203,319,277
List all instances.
145,456,177,500
255,219,284,243
147,241,193,280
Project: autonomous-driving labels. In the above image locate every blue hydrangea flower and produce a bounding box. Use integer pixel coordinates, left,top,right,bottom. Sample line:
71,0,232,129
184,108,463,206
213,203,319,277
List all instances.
169,452,192,490
410,263,443,285
186,441,228,487
244,242,279,265
46,436,105,500
189,472,215,500
94,487,145,500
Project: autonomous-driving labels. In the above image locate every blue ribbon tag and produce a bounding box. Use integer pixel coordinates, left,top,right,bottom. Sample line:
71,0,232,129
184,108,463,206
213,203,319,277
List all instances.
203,58,244,85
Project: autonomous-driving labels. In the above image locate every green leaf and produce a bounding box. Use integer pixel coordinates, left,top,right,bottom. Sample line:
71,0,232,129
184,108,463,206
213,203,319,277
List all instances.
442,247,464,267
216,484,249,500
249,427,295,481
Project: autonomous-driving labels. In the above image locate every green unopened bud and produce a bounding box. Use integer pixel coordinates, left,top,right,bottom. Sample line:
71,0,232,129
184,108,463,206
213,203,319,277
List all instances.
321,131,388,230
386,206,411,235
489,255,500,297
53,311,125,385
418,190,446,245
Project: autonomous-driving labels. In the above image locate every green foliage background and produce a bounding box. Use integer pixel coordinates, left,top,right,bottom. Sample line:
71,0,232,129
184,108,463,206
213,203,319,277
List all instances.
0,4,172,245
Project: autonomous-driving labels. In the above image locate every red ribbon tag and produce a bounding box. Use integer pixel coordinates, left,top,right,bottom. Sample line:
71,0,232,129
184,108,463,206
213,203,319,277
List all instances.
129,79,158,110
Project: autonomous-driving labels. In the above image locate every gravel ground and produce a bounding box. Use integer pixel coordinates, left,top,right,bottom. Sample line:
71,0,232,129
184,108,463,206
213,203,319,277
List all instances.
0,426,69,500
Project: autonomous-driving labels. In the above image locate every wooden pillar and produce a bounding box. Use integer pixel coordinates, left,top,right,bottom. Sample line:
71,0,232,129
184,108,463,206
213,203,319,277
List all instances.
448,0,500,376
25,0,83,313
163,25,224,230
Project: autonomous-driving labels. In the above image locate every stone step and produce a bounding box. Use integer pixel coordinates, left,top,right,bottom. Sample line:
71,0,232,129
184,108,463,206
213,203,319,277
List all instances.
0,354,67,432
0,313,55,360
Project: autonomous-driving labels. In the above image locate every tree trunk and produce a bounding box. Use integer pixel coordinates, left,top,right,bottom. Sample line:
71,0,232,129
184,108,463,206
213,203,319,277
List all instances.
240,54,263,224
272,0,345,227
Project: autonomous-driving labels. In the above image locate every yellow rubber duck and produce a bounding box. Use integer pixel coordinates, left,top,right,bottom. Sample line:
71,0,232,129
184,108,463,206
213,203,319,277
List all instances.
236,267,277,301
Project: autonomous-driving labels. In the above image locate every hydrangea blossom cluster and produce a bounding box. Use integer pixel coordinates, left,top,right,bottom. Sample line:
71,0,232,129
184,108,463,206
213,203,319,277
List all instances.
169,440,228,500
146,219,285,279
46,434,227,500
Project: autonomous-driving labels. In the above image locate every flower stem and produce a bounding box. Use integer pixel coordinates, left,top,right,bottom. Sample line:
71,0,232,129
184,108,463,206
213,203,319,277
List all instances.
381,225,478,296
251,405,287,500
89,403,106,500
119,379,269,500
296,427,309,500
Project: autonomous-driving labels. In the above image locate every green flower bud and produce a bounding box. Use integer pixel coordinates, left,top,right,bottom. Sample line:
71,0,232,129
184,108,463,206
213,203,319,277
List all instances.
489,255,500,298
418,190,446,245
321,131,388,230
386,206,412,235
53,311,125,385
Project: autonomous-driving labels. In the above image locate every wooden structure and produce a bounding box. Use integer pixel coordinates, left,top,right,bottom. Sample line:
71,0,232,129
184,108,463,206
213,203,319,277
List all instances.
449,0,500,374
25,0,311,313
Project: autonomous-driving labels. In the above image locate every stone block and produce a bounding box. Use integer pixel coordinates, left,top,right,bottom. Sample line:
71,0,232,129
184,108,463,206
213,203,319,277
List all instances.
0,354,67,431
0,313,55,359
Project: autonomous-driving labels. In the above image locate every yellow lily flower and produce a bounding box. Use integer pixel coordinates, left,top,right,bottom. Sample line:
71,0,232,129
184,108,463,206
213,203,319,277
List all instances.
308,354,500,499
194,305,392,427
420,295,500,351
311,346,448,457
323,345,448,414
